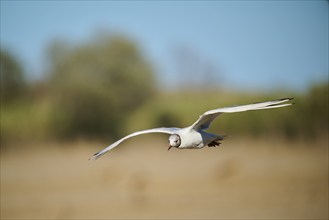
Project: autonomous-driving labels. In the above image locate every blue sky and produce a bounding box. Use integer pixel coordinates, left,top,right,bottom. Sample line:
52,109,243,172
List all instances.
1,1,328,91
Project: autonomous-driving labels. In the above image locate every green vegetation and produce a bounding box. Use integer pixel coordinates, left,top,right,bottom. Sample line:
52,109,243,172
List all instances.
126,86,328,140
46,35,156,140
0,49,27,104
0,34,328,147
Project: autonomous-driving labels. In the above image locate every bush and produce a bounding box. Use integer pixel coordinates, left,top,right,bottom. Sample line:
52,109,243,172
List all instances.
0,49,26,104
47,34,157,140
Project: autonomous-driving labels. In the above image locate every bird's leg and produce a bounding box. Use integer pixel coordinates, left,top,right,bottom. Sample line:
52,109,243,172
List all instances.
208,140,221,147
208,135,226,147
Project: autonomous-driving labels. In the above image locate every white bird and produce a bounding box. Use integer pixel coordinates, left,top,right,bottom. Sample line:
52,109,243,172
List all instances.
91,98,293,160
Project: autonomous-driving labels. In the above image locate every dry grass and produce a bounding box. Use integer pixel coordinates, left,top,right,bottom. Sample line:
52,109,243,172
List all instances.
1,137,328,219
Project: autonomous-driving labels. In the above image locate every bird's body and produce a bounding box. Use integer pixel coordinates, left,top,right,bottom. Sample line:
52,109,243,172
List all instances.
174,128,223,149
176,127,203,149
91,98,293,160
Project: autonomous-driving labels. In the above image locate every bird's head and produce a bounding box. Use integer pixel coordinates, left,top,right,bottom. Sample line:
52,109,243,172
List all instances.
168,134,181,150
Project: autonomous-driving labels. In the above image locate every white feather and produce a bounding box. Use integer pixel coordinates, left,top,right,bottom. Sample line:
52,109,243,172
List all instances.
90,127,179,160
191,98,293,130
90,98,293,160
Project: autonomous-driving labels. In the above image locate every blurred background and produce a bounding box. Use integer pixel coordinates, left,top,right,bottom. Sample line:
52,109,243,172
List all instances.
1,1,328,219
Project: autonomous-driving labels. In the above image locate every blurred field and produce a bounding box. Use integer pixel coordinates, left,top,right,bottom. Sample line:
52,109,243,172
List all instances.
1,137,328,219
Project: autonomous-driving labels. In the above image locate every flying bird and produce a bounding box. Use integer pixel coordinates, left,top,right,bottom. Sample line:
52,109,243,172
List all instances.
91,98,293,160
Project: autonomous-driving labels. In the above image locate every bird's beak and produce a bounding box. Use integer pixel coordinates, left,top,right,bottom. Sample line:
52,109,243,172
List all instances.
168,145,173,151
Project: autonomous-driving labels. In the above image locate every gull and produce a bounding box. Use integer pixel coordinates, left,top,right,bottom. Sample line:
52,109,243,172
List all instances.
91,98,293,160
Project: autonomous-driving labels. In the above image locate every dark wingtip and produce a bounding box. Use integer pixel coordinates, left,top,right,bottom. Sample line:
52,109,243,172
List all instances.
279,97,294,101
89,152,100,161
286,97,295,105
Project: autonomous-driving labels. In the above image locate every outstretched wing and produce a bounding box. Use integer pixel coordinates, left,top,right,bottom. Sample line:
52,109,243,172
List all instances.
191,98,293,131
90,127,179,160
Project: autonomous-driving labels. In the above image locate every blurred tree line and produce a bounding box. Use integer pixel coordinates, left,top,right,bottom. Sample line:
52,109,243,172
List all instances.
0,33,328,147
0,50,27,103
1,34,156,145
46,35,156,140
